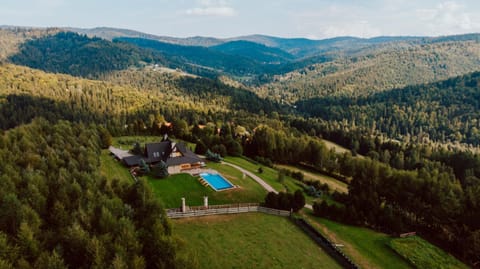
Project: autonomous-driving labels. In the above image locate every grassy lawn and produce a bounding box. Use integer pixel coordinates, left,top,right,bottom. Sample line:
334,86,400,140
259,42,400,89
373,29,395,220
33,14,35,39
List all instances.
276,164,348,193
301,210,412,269
174,213,342,269
224,157,304,193
224,157,324,204
389,236,469,269
147,161,267,208
101,141,267,208
100,150,134,183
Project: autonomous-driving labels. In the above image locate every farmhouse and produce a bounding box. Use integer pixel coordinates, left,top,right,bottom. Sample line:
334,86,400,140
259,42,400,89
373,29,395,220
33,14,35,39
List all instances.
109,136,203,174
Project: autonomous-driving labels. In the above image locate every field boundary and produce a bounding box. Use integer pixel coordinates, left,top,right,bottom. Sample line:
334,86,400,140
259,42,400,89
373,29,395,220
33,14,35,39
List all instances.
166,203,290,218
293,218,359,269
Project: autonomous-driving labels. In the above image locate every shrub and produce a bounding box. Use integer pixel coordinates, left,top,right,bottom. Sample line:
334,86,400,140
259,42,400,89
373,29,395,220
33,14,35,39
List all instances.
211,144,227,157
194,140,207,155
263,191,305,212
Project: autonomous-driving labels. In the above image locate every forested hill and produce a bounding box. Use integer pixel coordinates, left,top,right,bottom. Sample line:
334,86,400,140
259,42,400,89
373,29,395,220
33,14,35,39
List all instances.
8,32,168,78
0,64,285,132
114,37,280,78
296,71,480,145
0,27,61,61
258,38,480,101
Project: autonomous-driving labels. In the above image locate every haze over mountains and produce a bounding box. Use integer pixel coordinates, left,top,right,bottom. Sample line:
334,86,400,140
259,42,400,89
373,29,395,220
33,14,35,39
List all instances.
4,26,480,95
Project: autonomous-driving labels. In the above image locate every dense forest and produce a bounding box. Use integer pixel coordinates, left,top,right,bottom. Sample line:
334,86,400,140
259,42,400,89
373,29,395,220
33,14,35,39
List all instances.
9,32,168,78
0,64,285,134
0,119,193,268
296,72,480,145
258,39,480,101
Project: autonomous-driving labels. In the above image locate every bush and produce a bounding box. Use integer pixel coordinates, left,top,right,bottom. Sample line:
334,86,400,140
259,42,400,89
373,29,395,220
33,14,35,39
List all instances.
312,201,347,222
194,140,207,155
211,144,227,157
292,171,304,181
205,149,222,162
254,156,273,167
226,140,243,156
263,191,305,212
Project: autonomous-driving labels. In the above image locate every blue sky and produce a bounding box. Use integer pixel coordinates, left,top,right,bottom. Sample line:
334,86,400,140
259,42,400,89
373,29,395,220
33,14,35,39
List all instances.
1,0,480,39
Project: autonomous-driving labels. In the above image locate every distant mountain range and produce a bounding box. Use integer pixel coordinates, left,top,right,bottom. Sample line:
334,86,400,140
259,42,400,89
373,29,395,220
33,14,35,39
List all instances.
67,27,423,58
2,26,480,98
67,26,480,57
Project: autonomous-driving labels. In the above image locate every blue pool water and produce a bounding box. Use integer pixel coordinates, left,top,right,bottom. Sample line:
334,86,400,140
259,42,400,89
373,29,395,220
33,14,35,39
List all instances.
200,172,235,191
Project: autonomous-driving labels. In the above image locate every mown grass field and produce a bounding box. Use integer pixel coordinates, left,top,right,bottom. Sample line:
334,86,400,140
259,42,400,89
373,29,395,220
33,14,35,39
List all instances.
301,210,412,269
104,136,268,208
224,157,304,193
275,164,349,193
389,236,469,269
174,213,342,269
147,161,267,208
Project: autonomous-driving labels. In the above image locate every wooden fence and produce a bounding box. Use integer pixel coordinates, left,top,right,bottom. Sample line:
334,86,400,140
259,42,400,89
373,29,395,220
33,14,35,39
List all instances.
166,203,290,218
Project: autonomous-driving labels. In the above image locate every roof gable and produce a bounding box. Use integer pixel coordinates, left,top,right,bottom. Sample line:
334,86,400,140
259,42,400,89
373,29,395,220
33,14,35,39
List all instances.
145,141,171,163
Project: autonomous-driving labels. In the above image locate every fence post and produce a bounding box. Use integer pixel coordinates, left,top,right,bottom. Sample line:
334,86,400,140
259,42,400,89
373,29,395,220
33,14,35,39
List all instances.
203,196,208,208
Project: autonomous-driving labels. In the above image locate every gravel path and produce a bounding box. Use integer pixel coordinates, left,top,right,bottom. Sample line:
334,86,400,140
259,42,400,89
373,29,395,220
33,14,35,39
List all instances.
222,161,278,193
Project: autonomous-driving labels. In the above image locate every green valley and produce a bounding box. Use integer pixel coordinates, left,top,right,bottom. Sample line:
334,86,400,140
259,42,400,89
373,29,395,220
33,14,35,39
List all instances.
0,23,479,269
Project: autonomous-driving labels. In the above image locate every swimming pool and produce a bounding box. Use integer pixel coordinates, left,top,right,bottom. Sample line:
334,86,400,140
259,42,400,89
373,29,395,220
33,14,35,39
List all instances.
199,172,235,191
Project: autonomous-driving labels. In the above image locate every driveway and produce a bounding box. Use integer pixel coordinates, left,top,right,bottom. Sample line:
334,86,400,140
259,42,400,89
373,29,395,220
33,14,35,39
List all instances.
221,161,278,193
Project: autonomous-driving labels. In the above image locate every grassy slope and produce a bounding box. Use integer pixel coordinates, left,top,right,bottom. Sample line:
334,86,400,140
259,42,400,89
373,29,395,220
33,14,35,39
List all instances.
100,150,134,183
301,210,412,269
389,236,469,269
174,213,342,269
322,139,351,154
147,161,267,208
275,164,348,193
224,156,304,193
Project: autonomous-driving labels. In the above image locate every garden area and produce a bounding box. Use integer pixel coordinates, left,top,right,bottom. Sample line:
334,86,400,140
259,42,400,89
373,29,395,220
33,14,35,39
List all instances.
100,148,268,208
146,161,267,208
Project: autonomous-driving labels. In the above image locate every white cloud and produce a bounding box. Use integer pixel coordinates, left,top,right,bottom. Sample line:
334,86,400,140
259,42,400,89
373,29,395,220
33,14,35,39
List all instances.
416,1,480,34
321,21,382,38
291,5,382,39
185,0,236,17
186,6,235,16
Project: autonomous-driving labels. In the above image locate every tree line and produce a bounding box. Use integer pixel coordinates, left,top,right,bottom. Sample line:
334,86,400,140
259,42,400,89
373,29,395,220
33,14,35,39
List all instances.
0,119,194,268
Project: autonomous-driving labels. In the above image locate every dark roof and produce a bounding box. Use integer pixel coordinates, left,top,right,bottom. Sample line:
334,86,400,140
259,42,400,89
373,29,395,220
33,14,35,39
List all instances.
166,142,202,166
145,141,171,163
123,155,143,167
166,156,201,166
121,140,201,167
175,143,200,158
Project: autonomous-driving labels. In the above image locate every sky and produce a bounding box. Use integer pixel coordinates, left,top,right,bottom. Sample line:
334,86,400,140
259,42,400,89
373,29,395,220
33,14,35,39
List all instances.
1,0,480,39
